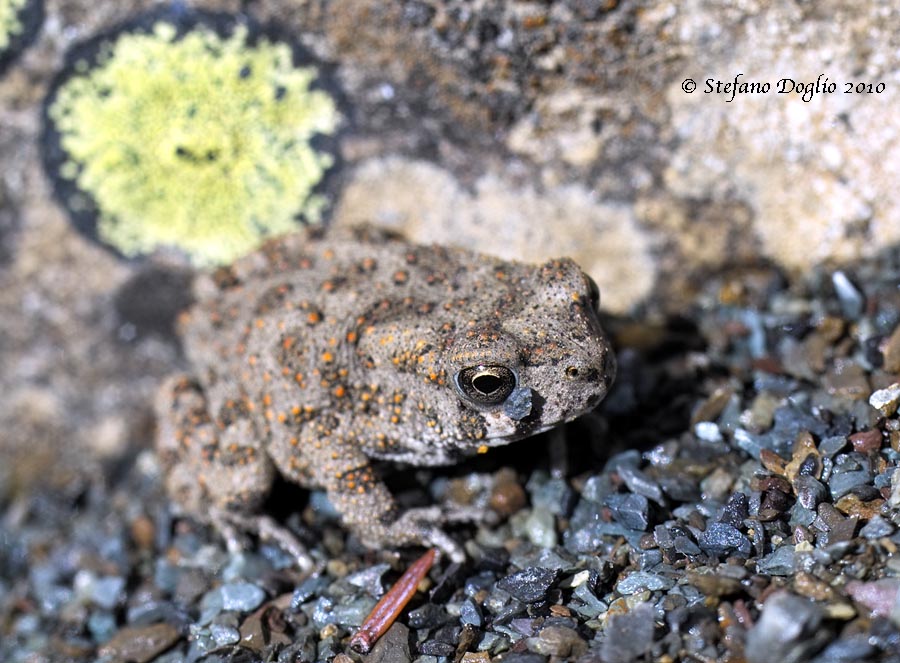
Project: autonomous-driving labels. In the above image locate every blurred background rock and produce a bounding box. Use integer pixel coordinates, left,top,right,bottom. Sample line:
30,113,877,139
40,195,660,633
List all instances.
1,0,897,507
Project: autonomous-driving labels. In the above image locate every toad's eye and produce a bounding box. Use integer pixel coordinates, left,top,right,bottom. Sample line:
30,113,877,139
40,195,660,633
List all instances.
586,275,600,309
454,365,517,407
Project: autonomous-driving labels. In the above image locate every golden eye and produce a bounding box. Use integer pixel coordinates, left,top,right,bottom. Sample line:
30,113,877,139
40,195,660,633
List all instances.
454,365,517,406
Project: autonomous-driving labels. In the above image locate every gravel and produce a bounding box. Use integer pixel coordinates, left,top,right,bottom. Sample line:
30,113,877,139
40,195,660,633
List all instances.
6,244,900,661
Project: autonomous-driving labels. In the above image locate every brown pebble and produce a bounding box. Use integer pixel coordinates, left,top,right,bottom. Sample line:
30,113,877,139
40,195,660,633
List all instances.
817,316,845,343
793,571,834,601
461,652,492,663
333,655,355,663
793,525,814,544
801,333,829,374
849,429,883,453
97,623,181,663
759,449,788,477
834,494,885,520
883,323,900,372
489,469,527,517
239,593,293,652
686,571,742,597
823,359,871,400
691,385,735,425
130,515,156,551
751,475,792,494
785,431,822,482
550,604,573,617
751,356,784,375
533,625,588,658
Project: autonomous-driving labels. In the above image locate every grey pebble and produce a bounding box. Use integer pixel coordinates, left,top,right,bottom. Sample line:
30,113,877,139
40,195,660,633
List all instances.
459,597,483,627
599,602,656,663
496,567,560,603
365,623,412,663
418,639,456,657
698,523,752,558
408,603,450,629
91,576,125,610
819,435,848,456
617,466,665,505
746,591,827,663
346,563,391,596
616,571,675,594
832,271,865,320
813,635,876,663
290,575,329,610
87,611,117,643
756,545,796,576
527,474,576,516
210,623,240,646
860,515,894,539
829,469,873,500
219,582,266,612
673,535,701,556
606,493,650,531
795,475,829,510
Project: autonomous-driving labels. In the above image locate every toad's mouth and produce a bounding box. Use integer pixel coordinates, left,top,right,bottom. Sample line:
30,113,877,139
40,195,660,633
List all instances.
483,420,558,446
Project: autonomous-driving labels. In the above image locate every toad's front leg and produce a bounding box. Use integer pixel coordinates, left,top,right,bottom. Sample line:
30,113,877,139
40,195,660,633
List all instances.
331,462,465,563
276,431,465,563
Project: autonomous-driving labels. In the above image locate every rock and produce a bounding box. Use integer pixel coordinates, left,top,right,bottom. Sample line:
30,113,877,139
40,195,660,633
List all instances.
606,493,650,531
219,583,266,612
813,636,876,663
870,383,900,416
745,591,826,663
859,515,894,539
97,623,181,663
849,429,882,453
617,466,665,505
845,578,900,625
528,625,587,658
823,359,870,400
496,568,560,604
882,326,900,373
599,602,656,663
756,545,796,576
418,639,455,657
461,653,492,663
459,598,483,627
364,623,412,663
616,571,674,594
698,523,752,558
794,475,828,510
408,603,450,630
831,271,865,320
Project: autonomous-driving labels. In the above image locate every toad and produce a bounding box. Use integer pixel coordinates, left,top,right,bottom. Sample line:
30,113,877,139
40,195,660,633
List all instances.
156,226,615,564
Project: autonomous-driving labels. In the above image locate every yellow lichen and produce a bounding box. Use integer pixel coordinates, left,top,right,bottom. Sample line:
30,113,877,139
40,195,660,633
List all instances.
0,0,27,51
47,18,340,265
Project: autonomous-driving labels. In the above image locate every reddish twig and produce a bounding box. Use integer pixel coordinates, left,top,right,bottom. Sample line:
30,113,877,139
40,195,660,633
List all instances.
349,548,437,654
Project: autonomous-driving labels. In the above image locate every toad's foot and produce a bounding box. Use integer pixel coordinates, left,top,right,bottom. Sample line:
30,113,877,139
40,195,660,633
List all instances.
210,508,316,573
379,506,465,564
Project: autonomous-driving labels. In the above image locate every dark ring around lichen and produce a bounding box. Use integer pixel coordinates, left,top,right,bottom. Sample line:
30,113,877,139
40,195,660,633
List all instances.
0,0,43,76
39,5,348,265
